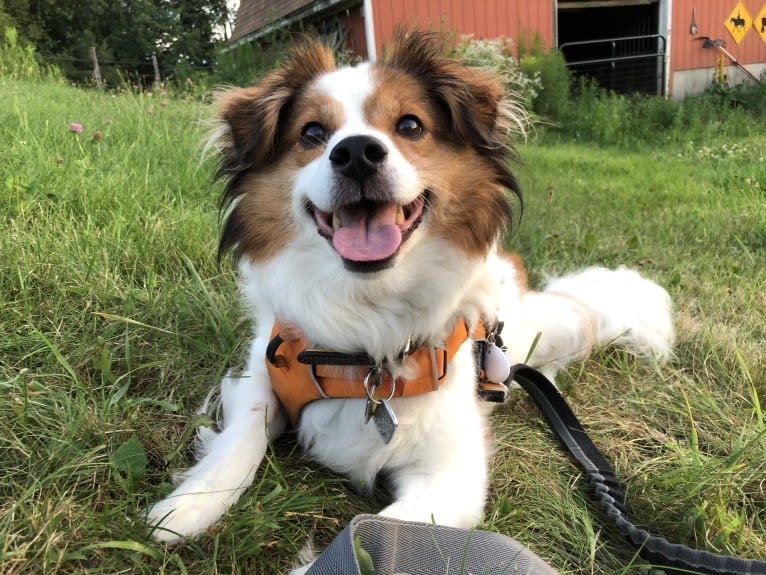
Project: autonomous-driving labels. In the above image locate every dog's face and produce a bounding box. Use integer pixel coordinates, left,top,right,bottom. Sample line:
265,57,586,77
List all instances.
215,31,522,275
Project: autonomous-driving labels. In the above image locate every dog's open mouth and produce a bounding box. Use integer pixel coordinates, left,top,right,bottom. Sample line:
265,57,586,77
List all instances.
310,192,427,271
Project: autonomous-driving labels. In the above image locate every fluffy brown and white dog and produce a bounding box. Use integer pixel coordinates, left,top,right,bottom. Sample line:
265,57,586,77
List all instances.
146,31,674,570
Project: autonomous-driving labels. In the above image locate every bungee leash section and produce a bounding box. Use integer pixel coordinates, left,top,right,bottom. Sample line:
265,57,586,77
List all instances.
510,364,766,575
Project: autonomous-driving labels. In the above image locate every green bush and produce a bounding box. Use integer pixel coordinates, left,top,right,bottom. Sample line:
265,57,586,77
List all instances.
690,75,766,125
0,26,61,81
519,50,571,122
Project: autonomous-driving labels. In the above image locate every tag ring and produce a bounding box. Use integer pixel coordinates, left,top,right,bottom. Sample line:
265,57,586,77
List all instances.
364,365,396,403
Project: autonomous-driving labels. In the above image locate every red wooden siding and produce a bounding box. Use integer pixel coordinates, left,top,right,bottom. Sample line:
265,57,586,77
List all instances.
231,0,315,42
370,0,555,56
671,0,766,72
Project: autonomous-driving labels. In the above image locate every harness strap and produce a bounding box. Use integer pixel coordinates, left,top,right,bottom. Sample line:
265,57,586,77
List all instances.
510,364,766,575
267,319,488,426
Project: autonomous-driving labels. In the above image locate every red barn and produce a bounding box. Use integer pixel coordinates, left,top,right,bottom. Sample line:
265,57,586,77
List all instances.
230,0,766,99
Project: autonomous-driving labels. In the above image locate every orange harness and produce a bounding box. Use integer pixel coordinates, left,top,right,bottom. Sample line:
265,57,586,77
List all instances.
266,319,507,426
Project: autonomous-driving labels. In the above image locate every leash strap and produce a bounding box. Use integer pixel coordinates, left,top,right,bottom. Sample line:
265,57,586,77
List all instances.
510,364,766,575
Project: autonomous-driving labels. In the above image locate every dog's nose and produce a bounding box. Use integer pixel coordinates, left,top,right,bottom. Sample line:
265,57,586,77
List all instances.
329,135,388,181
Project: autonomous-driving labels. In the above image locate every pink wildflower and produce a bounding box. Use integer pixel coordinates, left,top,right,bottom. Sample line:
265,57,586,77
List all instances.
105,118,113,126
69,122,83,133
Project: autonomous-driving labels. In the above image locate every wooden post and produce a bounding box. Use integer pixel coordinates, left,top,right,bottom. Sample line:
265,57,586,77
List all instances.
90,46,103,89
152,53,161,86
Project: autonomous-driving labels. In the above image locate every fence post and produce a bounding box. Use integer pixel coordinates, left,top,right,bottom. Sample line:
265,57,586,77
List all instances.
90,46,103,89
152,53,161,86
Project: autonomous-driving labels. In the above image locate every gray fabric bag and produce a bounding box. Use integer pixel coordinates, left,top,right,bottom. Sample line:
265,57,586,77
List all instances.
306,514,558,575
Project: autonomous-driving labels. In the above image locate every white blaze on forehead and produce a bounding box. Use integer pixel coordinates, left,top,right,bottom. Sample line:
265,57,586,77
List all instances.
314,63,374,131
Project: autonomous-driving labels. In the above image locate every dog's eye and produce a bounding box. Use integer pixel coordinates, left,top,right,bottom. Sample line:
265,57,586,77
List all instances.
396,115,424,139
300,122,328,149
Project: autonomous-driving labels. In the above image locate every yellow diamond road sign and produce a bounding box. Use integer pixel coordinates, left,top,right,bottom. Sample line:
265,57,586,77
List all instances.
755,3,766,44
725,2,752,44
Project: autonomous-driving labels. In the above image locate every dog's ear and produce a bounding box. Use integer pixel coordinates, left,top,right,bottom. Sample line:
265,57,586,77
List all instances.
383,30,524,156
213,37,336,261
214,37,336,171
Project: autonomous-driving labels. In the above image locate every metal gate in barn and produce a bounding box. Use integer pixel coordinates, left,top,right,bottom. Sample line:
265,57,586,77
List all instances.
557,0,667,95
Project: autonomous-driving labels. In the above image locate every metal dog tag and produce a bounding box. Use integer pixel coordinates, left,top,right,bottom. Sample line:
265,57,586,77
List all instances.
372,399,398,444
364,396,378,423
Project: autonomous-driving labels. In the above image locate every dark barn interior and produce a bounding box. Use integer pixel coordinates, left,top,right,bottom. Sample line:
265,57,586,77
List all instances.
557,0,664,95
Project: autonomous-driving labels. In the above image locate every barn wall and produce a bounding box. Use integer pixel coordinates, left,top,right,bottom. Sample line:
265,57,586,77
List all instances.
672,0,765,70
230,0,766,97
231,0,316,42
670,0,766,96
370,0,555,55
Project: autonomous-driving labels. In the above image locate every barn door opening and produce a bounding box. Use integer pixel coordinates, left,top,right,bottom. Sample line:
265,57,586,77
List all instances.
557,0,666,95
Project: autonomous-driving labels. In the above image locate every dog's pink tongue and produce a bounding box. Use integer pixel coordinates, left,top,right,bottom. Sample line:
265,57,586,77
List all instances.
332,203,402,262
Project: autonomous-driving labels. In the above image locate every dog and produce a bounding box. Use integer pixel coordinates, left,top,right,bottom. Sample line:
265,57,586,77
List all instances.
146,30,674,571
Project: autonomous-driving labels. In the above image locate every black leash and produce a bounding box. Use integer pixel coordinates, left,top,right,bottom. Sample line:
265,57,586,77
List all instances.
510,364,766,575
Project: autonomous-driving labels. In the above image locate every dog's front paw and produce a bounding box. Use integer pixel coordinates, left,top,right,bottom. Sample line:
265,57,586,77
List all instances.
145,482,229,544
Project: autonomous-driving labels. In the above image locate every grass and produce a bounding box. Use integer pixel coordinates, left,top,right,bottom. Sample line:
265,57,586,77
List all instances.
1,76,764,574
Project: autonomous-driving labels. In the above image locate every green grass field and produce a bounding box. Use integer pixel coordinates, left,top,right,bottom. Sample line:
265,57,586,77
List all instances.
1,77,764,574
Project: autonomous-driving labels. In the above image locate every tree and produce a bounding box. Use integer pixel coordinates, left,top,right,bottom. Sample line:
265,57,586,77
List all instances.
3,0,231,83
170,0,229,66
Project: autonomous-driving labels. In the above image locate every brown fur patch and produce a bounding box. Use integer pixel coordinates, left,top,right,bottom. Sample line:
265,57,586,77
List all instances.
284,88,346,166
422,150,514,256
216,39,336,170
363,68,435,137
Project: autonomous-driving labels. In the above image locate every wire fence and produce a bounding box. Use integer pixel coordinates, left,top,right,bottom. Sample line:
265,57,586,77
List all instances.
39,48,211,89
560,35,667,96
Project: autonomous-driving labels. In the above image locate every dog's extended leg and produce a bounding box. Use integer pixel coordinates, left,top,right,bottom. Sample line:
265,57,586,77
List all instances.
146,337,286,544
